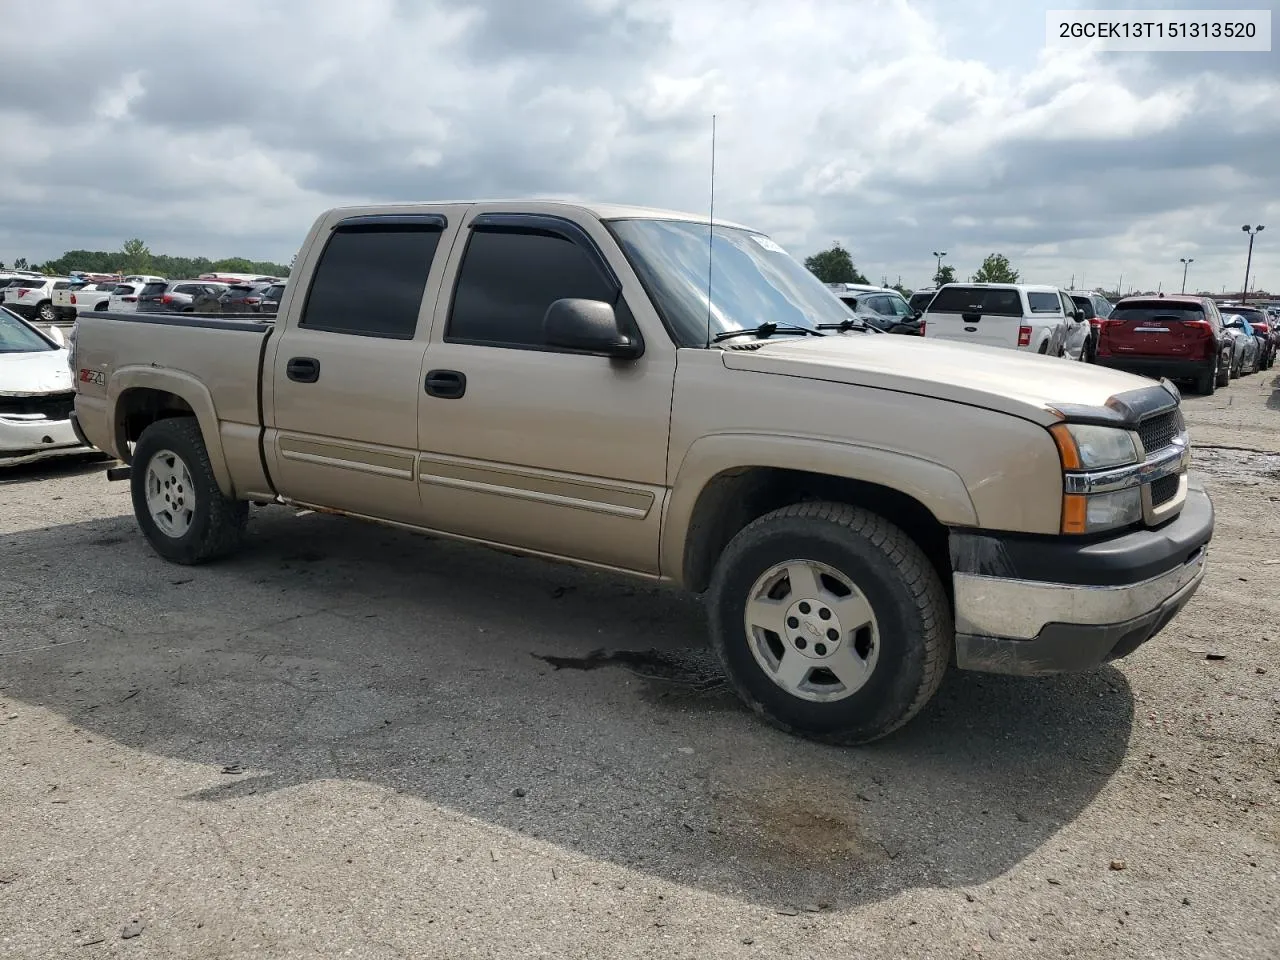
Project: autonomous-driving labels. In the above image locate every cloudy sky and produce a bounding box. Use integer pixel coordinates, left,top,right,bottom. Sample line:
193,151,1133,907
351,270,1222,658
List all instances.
0,0,1276,293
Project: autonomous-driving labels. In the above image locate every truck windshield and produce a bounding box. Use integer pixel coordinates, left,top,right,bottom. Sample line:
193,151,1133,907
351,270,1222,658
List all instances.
607,218,854,345
0,306,55,353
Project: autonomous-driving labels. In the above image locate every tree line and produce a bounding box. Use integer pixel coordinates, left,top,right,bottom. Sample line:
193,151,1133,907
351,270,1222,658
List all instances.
1,238,290,279
804,244,1021,290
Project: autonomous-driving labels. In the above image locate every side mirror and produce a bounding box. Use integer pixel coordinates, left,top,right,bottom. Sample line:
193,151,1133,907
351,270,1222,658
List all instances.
1072,309,1086,322
47,325,66,346
543,298,642,359
912,309,923,320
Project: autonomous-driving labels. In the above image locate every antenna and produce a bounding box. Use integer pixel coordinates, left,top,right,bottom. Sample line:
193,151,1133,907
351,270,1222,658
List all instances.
705,114,716,348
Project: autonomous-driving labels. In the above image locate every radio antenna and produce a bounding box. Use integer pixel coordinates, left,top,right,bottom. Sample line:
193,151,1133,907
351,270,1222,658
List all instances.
704,114,717,348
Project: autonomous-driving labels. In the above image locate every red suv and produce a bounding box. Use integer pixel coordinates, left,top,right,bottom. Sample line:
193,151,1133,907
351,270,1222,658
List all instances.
1094,295,1232,395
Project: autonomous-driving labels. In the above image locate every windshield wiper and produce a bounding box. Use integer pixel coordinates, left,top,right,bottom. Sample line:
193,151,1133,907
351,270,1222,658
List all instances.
815,317,879,333
711,322,825,343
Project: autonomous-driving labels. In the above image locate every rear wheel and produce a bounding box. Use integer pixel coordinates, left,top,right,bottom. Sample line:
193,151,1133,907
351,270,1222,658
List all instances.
1195,363,1216,395
36,300,55,323
130,417,248,564
707,501,951,745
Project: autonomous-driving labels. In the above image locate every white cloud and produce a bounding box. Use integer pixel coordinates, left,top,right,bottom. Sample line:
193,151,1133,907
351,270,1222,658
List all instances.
0,0,1275,294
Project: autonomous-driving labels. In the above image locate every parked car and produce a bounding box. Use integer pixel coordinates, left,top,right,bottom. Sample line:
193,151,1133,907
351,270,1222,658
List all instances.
137,281,231,314
923,283,1084,357
908,288,937,314
1066,290,1114,363
193,281,276,314
259,282,286,316
1094,295,1231,395
2,276,67,325
1,305,93,466
52,280,117,322
1220,305,1276,370
827,284,922,334
107,282,146,313
71,199,1212,745
1222,314,1261,378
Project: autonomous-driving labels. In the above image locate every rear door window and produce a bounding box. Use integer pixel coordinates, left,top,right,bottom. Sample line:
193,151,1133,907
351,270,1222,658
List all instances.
300,223,442,338
928,286,1023,316
1027,292,1063,314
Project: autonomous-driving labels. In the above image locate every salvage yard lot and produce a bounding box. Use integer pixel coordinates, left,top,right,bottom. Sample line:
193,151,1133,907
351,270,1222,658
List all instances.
1,378,1277,960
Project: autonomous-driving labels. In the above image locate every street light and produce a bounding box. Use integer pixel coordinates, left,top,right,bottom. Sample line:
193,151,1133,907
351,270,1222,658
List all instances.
1242,225,1265,303
1179,257,1194,294
932,251,947,284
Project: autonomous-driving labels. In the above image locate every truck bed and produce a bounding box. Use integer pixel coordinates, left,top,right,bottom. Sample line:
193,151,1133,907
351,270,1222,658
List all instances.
72,310,275,497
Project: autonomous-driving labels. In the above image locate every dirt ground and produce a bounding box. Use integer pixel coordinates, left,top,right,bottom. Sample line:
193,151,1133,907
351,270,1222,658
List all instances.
1,373,1277,959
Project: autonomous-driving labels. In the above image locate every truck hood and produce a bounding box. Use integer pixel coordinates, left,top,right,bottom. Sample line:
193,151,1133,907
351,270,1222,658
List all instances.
719,334,1174,426
0,348,74,395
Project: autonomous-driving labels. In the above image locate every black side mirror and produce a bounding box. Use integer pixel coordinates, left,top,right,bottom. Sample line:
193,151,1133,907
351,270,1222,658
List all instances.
543,298,642,359
1072,309,1086,321
912,309,923,320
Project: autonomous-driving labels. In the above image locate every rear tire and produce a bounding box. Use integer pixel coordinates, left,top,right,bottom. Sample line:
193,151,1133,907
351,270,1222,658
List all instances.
130,417,248,565
706,501,951,745
1215,357,1230,388
36,300,54,323
1195,364,1216,395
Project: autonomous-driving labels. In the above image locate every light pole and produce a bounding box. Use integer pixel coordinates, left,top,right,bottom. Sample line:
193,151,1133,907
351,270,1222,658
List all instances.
1180,257,1194,294
932,251,946,285
1242,225,1265,303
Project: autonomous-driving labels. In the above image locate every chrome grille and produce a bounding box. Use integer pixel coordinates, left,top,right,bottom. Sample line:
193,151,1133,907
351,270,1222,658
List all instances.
1137,410,1181,455
1150,474,1178,507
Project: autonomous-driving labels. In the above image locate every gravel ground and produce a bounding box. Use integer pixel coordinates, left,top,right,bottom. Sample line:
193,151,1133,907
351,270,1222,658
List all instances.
0,373,1277,959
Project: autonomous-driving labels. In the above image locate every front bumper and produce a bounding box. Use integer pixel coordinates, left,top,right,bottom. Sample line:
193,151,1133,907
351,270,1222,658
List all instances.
950,479,1213,675
0,415,90,467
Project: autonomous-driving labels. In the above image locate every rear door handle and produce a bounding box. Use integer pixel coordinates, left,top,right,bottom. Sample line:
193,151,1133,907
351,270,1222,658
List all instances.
286,357,320,383
424,369,466,399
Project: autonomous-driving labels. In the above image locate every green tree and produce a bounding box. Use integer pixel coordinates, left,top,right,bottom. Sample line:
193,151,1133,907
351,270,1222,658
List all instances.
972,253,1020,284
13,257,28,270
804,244,868,285
933,264,957,286
120,239,152,274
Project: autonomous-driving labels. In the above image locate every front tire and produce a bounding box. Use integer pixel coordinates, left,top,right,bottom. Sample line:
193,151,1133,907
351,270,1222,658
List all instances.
37,300,55,323
1215,356,1231,388
707,501,952,745
130,417,248,564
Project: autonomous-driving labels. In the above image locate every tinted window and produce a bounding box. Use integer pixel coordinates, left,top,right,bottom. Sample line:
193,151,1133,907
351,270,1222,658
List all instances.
447,228,616,347
172,285,197,295
1070,295,1095,319
141,282,168,297
1027,292,1062,313
111,285,136,295
266,284,285,301
928,286,1023,316
53,281,72,290
301,226,441,338
1111,304,1206,323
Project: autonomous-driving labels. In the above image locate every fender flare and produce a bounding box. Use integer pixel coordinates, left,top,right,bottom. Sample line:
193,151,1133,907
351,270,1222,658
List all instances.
660,432,979,583
108,366,235,497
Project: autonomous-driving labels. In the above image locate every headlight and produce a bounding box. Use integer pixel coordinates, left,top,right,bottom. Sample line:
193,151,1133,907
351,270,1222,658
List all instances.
1050,423,1139,470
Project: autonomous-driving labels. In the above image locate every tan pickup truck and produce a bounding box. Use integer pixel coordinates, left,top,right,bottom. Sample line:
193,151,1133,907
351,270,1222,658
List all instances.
69,201,1214,743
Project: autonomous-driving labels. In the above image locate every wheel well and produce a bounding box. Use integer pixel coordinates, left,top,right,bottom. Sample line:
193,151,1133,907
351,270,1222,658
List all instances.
114,388,196,463
682,467,952,598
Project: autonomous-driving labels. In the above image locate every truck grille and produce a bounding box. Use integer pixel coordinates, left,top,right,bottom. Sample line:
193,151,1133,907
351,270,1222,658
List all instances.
1150,474,1179,507
0,391,75,421
1137,410,1181,455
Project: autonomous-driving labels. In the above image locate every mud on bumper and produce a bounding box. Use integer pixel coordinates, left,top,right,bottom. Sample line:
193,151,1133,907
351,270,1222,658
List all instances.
949,479,1213,676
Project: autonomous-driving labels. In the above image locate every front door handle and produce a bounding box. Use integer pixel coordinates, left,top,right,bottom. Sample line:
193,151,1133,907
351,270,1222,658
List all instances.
424,369,466,399
286,357,320,383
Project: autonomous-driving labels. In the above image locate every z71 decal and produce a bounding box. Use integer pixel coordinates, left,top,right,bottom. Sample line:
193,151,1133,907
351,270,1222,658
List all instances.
78,368,105,385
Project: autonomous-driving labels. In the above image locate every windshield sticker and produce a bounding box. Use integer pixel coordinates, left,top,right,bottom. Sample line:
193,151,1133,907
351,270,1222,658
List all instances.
749,234,787,255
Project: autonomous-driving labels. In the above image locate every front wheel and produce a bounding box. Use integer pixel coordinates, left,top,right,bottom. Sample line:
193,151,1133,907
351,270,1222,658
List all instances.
706,502,952,745
37,300,55,323
1215,356,1231,388
130,417,248,564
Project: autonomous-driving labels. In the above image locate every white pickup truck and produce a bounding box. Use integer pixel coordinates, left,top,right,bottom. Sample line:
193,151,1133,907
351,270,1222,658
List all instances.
70,200,1213,743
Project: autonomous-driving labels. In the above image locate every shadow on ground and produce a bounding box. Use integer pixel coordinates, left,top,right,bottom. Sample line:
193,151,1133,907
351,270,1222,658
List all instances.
0,499,1135,910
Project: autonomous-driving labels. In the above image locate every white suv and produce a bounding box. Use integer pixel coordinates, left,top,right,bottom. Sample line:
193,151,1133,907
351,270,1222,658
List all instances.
2,276,67,325
922,283,1084,357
